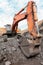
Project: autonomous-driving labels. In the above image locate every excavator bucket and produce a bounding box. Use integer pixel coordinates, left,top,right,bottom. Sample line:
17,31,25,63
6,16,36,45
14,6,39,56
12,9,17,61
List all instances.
17,35,41,57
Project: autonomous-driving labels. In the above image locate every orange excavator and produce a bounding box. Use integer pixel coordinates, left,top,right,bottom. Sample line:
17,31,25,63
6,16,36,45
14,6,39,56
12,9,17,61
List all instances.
3,1,42,57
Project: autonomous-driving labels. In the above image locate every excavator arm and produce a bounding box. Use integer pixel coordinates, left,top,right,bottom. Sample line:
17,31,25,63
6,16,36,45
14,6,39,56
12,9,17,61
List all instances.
12,12,27,32
12,1,38,37
12,3,27,32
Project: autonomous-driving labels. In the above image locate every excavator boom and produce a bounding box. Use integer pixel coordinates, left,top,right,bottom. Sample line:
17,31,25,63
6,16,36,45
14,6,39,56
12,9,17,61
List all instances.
12,12,27,32
12,1,38,37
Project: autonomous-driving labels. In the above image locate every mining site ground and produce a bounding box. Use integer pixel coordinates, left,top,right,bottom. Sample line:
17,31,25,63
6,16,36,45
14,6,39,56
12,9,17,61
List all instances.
0,31,43,65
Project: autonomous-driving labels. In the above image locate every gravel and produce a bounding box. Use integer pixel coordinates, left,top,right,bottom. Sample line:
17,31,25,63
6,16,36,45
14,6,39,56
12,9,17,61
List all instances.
0,30,43,65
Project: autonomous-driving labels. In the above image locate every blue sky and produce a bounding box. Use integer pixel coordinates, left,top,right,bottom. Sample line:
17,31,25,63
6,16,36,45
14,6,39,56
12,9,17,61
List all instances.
0,0,43,30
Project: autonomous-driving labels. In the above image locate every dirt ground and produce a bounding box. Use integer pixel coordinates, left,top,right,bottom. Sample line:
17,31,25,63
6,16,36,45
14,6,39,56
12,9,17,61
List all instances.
0,31,43,65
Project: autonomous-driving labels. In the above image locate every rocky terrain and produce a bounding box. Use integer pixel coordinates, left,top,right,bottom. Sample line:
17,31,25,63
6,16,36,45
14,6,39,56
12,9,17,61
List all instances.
0,22,43,65
0,34,42,65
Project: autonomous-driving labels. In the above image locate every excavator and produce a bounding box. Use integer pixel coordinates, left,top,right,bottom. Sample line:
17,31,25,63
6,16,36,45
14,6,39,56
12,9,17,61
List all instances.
2,1,42,57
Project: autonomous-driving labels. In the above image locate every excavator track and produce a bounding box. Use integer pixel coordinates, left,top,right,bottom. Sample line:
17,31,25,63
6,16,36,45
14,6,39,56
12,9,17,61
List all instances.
17,35,41,57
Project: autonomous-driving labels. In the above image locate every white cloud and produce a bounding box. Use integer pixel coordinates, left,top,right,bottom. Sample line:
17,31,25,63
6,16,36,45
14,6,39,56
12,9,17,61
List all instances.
18,19,28,30
38,9,43,21
0,0,15,27
0,13,13,27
